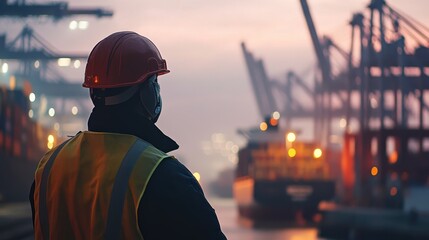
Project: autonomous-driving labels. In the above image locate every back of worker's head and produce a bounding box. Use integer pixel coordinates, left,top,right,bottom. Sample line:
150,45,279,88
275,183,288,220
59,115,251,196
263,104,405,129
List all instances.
83,31,169,123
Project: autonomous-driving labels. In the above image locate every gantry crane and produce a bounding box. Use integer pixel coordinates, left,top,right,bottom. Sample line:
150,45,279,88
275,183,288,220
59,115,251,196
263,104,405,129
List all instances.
0,0,113,19
1,26,87,98
0,0,113,122
298,0,429,208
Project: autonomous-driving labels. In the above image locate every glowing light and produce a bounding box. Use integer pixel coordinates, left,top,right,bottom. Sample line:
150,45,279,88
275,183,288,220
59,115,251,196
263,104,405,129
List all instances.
9,75,16,90
288,148,297,158
34,60,40,69
73,60,81,69
339,118,347,128
389,150,398,164
48,108,55,117
193,172,201,182
48,135,55,143
272,111,280,120
1,62,8,73
78,21,89,30
269,118,278,127
28,109,34,118
47,142,54,150
390,187,398,197
57,58,71,67
313,148,323,159
371,166,379,176
260,122,268,131
29,93,36,102
71,106,78,115
286,132,296,143
69,20,78,30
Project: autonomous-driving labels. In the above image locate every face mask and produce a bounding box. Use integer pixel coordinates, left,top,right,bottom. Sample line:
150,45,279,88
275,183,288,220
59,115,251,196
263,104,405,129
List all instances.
139,75,162,123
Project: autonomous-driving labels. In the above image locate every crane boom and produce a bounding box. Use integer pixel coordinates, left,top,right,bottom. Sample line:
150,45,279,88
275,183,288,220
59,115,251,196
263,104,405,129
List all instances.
241,42,278,119
0,1,113,19
299,0,331,83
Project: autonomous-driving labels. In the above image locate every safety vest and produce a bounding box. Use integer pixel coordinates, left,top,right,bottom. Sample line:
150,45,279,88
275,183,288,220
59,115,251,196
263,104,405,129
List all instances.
33,131,171,240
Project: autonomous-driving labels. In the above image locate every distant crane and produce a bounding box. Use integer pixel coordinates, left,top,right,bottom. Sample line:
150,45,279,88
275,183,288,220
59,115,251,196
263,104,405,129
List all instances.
0,0,113,127
1,26,87,98
298,0,429,209
241,42,278,121
0,0,113,19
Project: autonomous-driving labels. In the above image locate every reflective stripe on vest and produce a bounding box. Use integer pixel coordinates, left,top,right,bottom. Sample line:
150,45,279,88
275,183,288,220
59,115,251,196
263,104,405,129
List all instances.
39,139,71,240
34,132,170,240
105,140,149,240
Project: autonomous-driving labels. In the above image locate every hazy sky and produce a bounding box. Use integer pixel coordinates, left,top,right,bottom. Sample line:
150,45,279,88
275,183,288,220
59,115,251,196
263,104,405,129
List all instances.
3,0,428,182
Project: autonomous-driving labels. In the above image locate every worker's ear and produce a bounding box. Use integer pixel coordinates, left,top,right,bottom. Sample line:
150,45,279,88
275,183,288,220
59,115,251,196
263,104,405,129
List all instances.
139,75,162,123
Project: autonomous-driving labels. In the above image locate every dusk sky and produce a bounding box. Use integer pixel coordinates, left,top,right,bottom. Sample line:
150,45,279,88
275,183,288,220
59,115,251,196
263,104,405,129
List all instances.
2,0,428,182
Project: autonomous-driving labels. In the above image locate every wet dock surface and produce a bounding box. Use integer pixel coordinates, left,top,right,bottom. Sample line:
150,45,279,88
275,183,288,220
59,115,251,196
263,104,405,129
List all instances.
0,202,33,240
0,198,319,240
211,197,320,240
7,197,427,240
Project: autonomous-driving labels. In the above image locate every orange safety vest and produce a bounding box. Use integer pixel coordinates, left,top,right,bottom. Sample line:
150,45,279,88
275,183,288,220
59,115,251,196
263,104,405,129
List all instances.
33,131,171,240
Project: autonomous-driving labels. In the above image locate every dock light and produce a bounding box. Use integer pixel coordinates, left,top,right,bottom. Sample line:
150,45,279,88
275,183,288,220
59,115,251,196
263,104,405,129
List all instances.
286,132,296,143
48,108,55,117
288,148,297,158
28,109,34,118
58,58,71,67
69,20,78,30
1,62,8,73
29,93,36,102
34,60,40,69
73,60,81,69
269,117,278,127
48,135,55,143
47,134,55,150
313,148,323,159
260,122,268,131
371,166,378,176
78,21,89,30
193,172,201,183
390,187,398,197
389,150,398,164
9,75,15,90
272,111,280,120
72,106,79,115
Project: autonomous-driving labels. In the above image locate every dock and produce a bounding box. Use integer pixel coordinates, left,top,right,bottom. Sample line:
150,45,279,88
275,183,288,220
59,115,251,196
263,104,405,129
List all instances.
318,208,429,240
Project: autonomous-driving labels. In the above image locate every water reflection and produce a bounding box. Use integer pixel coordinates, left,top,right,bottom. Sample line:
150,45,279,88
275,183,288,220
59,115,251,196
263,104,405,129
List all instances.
210,197,320,240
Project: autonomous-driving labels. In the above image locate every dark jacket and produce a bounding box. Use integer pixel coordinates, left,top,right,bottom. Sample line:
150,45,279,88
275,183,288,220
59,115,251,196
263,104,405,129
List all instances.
30,103,227,240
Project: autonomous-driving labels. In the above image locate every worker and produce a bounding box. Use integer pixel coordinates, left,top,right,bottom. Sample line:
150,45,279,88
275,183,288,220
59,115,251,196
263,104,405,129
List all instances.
30,31,227,240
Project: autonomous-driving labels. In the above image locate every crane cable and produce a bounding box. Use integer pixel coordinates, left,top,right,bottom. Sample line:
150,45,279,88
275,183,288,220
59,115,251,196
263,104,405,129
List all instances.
385,3,429,45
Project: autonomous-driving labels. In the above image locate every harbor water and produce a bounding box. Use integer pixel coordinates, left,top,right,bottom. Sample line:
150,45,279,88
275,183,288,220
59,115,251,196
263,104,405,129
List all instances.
210,197,320,240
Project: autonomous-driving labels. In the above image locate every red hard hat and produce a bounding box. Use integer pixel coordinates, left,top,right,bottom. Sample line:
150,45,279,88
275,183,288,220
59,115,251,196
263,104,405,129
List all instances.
83,31,170,88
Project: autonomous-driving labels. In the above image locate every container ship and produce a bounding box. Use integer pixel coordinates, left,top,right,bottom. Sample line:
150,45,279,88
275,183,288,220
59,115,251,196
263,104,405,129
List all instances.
0,87,56,201
233,125,336,220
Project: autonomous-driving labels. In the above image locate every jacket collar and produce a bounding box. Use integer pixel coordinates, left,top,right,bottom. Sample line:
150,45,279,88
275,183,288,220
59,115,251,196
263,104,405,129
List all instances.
87,106,179,153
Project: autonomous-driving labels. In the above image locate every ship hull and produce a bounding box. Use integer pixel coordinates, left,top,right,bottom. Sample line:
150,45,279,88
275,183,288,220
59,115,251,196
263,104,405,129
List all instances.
233,177,335,220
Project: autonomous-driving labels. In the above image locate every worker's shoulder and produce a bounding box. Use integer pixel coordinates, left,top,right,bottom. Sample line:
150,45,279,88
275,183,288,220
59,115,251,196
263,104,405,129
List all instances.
156,157,193,177
151,157,197,186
